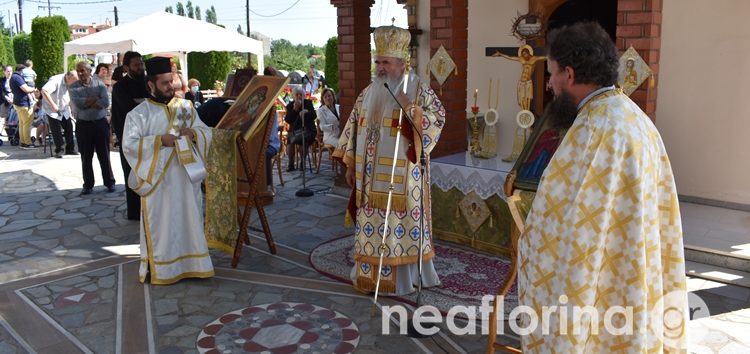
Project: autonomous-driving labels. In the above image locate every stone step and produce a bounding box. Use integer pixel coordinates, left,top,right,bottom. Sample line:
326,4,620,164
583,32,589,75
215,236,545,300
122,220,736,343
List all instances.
685,243,750,288
685,245,750,273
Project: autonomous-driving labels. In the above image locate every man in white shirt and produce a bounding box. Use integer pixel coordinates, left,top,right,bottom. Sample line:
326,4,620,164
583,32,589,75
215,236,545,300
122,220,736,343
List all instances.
41,71,78,158
303,66,319,95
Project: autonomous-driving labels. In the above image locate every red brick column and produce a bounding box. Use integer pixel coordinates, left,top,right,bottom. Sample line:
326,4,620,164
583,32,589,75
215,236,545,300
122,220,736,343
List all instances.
616,0,663,120
331,0,374,122
430,0,468,157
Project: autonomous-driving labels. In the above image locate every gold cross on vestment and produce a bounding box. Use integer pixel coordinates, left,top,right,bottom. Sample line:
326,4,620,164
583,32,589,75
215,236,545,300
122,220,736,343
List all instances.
382,109,402,137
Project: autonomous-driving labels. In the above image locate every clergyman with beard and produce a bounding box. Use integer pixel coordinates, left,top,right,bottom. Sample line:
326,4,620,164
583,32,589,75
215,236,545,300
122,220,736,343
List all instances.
517,22,687,352
516,76,580,180
122,57,215,285
332,25,446,296
111,51,149,220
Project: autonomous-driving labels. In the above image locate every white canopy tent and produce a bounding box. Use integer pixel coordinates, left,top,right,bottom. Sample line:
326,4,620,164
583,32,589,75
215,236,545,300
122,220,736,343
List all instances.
63,11,264,77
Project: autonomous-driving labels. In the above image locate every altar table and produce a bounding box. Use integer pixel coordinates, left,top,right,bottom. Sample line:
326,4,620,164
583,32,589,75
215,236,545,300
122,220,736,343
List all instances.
430,152,515,256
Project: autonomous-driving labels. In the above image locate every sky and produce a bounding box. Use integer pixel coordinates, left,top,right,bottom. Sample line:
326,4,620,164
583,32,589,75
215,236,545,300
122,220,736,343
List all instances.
0,0,407,47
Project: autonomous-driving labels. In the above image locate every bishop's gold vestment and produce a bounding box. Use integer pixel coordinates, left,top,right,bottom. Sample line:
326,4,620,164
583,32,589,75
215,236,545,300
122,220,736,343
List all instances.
519,89,687,352
335,80,446,295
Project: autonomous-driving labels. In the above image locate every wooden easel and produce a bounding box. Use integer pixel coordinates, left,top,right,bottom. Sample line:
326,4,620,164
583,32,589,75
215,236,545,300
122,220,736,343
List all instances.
231,111,278,267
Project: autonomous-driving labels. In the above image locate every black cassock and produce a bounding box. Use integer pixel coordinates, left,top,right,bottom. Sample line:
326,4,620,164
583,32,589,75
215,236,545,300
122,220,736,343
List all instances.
111,74,149,220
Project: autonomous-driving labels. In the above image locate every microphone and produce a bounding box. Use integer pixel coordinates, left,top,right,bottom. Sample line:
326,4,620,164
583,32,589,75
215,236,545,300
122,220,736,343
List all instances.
383,83,421,139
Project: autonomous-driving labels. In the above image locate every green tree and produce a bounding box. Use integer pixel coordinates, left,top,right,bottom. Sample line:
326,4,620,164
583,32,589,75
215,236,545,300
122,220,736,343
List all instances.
0,33,7,65
4,35,14,65
13,33,32,65
0,15,13,64
195,6,202,20
67,56,90,71
188,51,232,90
31,16,70,86
165,6,173,13
186,1,194,19
266,39,308,71
205,6,217,24
324,37,338,93
176,2,185,16
309,55,325,73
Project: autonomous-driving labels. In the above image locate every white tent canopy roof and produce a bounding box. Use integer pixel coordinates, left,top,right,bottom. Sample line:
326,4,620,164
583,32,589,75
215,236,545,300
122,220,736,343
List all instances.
64,11,264,73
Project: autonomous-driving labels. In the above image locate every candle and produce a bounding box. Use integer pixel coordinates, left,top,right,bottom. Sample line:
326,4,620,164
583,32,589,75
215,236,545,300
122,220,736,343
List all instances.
473,89,478,108
488,79,492,110
496,79,501,109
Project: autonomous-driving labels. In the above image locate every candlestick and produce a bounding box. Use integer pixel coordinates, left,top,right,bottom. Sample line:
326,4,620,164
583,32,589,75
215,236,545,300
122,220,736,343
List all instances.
488,79,492,110
496,80,501,109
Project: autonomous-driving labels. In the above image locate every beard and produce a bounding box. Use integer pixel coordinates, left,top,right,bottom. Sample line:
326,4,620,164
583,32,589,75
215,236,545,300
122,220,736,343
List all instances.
542,89,579,129
363,73,416,123
129,71,146,82
152,87,175,104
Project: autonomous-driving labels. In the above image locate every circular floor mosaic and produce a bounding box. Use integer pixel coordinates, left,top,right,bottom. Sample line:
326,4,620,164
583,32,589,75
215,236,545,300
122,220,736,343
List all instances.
196,302,360,354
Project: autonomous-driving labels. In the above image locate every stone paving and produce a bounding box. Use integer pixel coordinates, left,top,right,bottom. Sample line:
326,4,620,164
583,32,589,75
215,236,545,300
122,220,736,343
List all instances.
1,143,749,353
0,169,138,284
0,322,28,354
20,268,119,353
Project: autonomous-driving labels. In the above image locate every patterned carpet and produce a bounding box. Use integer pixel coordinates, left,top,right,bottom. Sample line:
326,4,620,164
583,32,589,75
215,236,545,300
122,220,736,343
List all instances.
309,236,517,315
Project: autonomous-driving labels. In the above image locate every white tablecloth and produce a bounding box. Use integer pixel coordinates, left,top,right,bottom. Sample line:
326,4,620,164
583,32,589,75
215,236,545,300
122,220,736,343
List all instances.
430,152,514,200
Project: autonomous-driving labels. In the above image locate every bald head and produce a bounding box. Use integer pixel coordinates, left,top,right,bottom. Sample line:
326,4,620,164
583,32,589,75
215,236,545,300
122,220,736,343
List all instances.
64,71,78,86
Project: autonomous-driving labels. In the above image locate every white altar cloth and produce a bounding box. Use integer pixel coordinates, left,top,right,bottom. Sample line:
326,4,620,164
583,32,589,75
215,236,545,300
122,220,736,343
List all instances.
430,152,514,200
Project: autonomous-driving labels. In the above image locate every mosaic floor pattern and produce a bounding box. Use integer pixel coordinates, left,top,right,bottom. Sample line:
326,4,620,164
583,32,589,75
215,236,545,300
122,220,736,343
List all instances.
197,302,359,354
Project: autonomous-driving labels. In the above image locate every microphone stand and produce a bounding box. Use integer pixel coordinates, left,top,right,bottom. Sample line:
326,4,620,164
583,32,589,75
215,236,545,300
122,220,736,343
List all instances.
383,82,433,338
295,104,314,197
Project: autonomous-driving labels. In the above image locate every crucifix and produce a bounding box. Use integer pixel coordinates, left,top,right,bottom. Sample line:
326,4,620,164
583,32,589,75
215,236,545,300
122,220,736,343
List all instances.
485,45,546,111
486,45,546,162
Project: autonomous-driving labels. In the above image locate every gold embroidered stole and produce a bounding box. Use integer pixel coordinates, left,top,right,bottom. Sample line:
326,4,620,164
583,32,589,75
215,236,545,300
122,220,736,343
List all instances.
354,107,411,212
204,129,240,255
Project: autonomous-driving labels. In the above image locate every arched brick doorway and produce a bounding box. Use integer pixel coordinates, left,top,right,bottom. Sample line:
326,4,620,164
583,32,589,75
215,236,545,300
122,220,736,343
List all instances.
532,0,663,119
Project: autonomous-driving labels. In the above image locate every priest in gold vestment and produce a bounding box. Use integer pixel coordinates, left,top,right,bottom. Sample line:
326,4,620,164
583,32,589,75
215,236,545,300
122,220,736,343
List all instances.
518,22,687,352
334,26,446,295
123,57,214,285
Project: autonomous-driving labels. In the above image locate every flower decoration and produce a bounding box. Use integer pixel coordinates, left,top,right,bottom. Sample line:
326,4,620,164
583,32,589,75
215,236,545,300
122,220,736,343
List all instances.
274,98,285,111
213,80,225,92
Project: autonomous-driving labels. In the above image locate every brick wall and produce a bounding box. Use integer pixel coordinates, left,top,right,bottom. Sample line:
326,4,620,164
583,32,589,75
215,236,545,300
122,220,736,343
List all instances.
331,0,374,122
429,0,469,157
616,0,663,119
330,0,373,185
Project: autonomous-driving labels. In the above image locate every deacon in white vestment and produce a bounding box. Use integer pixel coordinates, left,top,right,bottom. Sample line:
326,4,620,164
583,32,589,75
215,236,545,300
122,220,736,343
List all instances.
123,57,214,285
518,22,687,352
334,26,446,295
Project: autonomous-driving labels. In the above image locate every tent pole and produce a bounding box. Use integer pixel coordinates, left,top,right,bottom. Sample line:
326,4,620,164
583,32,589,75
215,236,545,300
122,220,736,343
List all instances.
180,52,188,79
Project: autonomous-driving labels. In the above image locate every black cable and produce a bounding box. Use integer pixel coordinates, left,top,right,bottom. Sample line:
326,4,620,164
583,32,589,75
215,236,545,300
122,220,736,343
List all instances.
25,0,120,4
248,0,302,18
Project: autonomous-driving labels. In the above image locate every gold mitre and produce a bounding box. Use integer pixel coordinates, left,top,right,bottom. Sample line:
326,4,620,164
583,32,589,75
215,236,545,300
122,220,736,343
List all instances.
373,26,411,59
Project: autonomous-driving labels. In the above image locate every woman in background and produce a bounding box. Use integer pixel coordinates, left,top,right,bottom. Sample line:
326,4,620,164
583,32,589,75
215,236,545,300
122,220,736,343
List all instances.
316,87,340,147
170,60,188,98
184,78,205,107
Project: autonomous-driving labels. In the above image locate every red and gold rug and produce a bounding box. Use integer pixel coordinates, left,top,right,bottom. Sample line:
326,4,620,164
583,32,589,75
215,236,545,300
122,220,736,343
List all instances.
309,236,517,315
